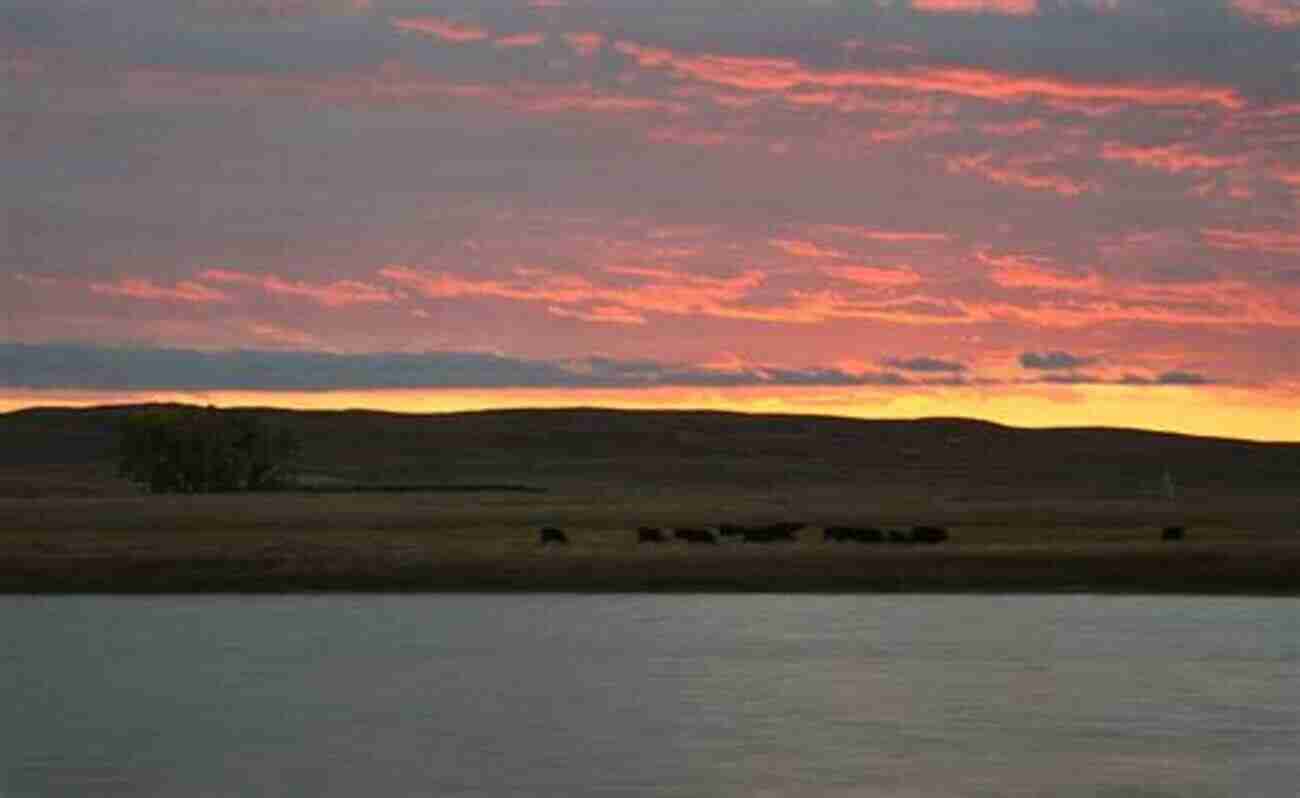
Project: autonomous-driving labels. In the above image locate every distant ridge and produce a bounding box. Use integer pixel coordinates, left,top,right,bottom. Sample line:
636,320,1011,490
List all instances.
1,404,1298,499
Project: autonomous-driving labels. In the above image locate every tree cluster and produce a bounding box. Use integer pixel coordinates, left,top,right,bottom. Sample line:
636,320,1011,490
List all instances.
118,408,300,493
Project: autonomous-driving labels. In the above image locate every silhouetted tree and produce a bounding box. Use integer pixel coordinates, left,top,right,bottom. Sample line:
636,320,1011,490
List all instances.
118,408,299,493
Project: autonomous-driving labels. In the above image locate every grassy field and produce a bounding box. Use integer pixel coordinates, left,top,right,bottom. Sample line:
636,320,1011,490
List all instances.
1,405,1297,593
1,487,1296,594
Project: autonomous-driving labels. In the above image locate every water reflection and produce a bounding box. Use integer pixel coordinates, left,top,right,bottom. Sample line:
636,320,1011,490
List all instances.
2,595,1296,797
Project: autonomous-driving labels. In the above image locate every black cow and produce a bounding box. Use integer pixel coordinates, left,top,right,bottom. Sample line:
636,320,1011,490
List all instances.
825,526,884,543
1161,525,1185,542
742,522,803,543
910,525,949,544
539,527,569,545
674,527,718,544
638,526,666,543
717,523,747,538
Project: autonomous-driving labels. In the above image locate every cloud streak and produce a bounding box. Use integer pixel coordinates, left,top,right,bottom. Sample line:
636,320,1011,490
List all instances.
0,344,943,390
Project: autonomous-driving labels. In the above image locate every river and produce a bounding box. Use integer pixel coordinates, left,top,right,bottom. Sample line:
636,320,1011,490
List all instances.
2,595,1296,797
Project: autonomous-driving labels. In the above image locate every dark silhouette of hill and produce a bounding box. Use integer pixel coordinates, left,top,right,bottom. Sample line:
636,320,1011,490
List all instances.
1,404,1298,499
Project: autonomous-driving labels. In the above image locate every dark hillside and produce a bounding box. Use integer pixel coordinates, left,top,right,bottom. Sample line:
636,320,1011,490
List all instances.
1,405,1298,500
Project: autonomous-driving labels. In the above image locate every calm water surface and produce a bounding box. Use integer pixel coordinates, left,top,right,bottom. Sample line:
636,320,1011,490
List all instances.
2,594,1296,797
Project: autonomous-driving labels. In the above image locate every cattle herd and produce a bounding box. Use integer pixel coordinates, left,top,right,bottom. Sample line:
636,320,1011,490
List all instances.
539,522,951,546
539,523,1191,545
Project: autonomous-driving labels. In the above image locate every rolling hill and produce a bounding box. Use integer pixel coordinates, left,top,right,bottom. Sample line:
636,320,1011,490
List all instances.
1,404,1297,501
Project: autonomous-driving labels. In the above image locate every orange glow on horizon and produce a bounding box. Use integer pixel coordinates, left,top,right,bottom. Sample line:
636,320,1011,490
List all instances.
2,385,1297,443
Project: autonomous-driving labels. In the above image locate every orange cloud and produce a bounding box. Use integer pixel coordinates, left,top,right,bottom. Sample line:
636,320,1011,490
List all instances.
201,269,398,307
1101,142,1247,173
824,265,923,287
978,119,1046,136
813,225,951,243
564,32,605,57
390,16,489,42
125,63,686,118
1231,0,1300,27
979,252,1104,292
381,264,974,326
1278,169,1300,186
90,278,230,304
945,152,1095,196
547,305,646,325
380,264,765,320
1202,228,1300,256
912,0,1037,14
247,322,319,348
494,32,545,48
770,239,848,259
614,41,1244,110
646,125,732,147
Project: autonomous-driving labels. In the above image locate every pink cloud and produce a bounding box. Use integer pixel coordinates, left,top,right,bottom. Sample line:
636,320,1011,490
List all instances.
812,225,951,243
1201,228,1300,256
978,119,1046,136
390,16,489,42
247,322,319,348
125,63,687,118
90,278,230,304
1101,142,1247,173
646,125,732,147
944,152,1096,196
978,252,1104,292
564,32,605,57
770,239,848,259
380,264,974,327
200,269,399,307
614,41,1244,111
823,265,923,288
494,32,546,49
547,305,647,325
912,0,1037,15
1231,0,1300,27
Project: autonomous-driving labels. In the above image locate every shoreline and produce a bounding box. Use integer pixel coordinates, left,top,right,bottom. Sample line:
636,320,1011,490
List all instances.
5,544,1298,596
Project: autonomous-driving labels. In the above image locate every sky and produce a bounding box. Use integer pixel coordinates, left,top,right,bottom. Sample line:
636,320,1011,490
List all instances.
1,0,1297,439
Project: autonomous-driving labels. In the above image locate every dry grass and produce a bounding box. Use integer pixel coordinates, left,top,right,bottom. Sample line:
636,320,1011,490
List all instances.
1,487,1296,594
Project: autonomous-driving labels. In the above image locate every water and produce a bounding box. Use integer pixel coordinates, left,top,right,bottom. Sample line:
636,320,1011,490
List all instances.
2,595,1296,797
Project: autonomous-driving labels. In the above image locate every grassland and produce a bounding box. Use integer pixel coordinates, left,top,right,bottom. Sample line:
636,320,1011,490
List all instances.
0,405,1297,594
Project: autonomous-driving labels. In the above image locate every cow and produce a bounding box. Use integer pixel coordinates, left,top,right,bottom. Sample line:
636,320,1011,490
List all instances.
824,526,850,542
910,525,949,544
825,526,884,543
717,523,747,539
1161,525,1185,542
742,522,802,543
539,526,568,545
674,527,718,544
637,526,666,543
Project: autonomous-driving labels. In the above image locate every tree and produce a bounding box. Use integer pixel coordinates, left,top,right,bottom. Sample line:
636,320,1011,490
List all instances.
118,408,299,493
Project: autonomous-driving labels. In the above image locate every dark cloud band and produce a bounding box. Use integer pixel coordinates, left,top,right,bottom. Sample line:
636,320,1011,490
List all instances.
0,344,928,390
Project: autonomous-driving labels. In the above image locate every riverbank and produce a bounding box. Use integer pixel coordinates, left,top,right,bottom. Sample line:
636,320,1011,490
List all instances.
4,542,1298,595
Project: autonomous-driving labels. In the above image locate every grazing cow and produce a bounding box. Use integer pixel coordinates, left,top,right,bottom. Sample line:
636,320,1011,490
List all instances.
742,522,803,543
1161,525,1185,542
826,526,884,543
539,526,568,545
910,525,949,544
637,526,666,543
674,527,718,544
717,523,747,538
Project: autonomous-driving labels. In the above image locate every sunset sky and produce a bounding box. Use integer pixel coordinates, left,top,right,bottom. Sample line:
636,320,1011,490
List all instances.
2,0,1297,439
